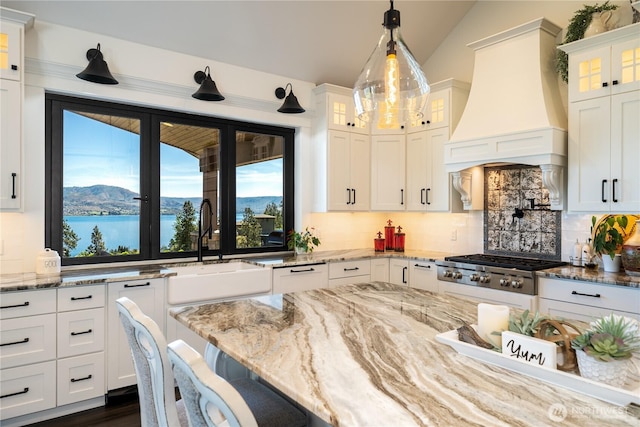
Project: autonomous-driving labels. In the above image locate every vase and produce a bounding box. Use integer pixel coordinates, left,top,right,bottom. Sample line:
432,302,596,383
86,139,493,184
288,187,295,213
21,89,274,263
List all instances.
601,253,622,273
621,220,640,276
575,349,631,388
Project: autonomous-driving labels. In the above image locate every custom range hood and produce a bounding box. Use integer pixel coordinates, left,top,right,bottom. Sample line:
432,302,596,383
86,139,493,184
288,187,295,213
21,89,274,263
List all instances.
445,18,567,210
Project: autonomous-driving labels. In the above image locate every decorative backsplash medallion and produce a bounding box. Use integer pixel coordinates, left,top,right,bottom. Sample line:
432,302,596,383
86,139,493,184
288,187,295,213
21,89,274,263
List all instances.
484,165,561,259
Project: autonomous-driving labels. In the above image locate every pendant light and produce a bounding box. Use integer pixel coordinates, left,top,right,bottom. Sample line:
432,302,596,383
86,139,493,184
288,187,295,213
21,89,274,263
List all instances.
353,0,430,129
76,43,119,85
192,66,225,101
275,83,305,114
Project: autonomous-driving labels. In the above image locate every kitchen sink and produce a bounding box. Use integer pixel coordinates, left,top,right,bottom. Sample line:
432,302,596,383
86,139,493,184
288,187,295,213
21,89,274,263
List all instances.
167,261,272,305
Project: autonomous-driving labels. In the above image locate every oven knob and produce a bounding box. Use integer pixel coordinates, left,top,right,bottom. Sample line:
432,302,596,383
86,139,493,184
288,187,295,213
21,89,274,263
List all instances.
511,279,522,289
500,277,511,287
452,271,463,280
479,275,490,283
470,273,480,282
444,270,453,278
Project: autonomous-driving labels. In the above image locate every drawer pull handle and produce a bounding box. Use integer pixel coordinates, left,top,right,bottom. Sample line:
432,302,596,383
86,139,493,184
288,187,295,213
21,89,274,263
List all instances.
571,290,601,298
343,267,360,271
0,337,29,347
71,374,93,383
0,301,30,309
71,295,93,301
414,264,431,269
290,268,315,273
71,329,93,336
0,387,29,399
124,282,151,288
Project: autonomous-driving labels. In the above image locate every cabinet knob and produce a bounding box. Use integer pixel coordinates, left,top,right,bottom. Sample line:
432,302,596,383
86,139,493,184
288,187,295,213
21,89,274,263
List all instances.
602,82,609,87
612,80,619,85
426,120,431,124
10,65,18,71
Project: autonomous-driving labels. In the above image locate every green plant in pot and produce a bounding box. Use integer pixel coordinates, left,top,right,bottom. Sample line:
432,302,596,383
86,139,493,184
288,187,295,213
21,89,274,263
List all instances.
555,1,619,83
287,227,321,253
591,215,628,260
571,314,640,387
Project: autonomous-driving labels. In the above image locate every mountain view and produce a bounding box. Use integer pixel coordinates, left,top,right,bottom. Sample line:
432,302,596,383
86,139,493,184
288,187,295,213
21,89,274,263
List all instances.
63,185,282,216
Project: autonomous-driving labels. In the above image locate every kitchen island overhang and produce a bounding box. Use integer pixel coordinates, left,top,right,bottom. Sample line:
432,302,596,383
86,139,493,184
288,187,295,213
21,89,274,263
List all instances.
170,282,639,426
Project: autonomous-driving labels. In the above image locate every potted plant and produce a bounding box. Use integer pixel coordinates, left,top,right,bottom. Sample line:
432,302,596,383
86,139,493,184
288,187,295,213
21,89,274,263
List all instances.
571,314,640,387
591,215,628,272
555,1,619,83
287,227,321,254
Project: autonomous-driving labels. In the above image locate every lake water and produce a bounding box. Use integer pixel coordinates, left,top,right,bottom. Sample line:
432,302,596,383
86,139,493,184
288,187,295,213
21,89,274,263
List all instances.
65,214,245,256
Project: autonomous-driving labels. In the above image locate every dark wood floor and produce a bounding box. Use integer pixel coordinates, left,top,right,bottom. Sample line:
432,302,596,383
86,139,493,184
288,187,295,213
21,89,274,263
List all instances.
27,393,143,427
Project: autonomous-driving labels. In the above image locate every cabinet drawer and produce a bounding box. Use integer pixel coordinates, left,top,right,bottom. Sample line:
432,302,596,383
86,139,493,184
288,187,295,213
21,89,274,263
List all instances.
0,289,56,319
538,278,640,315
272,263,328,294
409,261,437,293
0,360,56,420
57,308,105,358
329,260,371,279
57,352,106,406
58,286,106,312
0,313,56,368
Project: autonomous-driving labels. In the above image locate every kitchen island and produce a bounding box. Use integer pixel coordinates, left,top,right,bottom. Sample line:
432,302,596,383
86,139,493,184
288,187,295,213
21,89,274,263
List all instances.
170,282,639,426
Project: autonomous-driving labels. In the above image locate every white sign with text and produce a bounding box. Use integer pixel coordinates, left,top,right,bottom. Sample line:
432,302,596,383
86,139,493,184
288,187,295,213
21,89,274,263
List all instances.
501,331,557,369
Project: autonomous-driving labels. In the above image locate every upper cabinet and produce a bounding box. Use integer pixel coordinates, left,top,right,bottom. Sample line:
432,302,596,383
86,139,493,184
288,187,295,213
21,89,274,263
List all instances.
0,9,34,211
560,23,640,212
325,87,369,134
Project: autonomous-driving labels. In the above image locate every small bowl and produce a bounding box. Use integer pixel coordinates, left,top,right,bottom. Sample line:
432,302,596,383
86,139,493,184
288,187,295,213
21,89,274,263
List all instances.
584,263,598,270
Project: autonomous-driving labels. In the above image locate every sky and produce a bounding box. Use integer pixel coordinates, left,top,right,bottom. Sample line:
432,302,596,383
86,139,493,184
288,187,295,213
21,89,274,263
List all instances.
64,111,283,198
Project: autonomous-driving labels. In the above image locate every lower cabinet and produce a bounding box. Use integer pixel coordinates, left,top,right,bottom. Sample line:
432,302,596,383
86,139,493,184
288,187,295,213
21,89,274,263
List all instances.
0,361,56,420
389,259,409,285
106,278,165,391
370,258,389,282
57,352,105,406
538,277,640,321
272,263,329,293
409,261,437,293
328,259,370,287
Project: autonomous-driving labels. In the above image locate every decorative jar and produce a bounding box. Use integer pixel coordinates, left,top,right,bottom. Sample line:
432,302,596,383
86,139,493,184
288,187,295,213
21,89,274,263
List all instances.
621,219,640,276
575,349,631,388
384,220,395,251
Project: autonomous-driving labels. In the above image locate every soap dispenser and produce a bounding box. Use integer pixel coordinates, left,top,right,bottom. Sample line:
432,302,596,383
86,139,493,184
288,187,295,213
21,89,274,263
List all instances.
572,239,582,267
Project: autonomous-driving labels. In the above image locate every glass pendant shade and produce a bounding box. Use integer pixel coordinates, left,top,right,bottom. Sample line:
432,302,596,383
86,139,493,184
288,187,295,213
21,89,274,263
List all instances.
353,3,429,128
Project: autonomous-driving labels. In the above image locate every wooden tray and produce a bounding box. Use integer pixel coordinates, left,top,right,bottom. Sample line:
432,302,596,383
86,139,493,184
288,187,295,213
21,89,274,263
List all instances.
435,327,640,407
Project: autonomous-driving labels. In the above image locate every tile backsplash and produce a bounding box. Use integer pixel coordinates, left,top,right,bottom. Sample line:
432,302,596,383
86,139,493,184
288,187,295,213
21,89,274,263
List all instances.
484,165,561,259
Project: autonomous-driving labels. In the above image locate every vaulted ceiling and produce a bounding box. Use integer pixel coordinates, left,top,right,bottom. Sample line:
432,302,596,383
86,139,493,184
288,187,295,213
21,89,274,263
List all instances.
3,0,476,88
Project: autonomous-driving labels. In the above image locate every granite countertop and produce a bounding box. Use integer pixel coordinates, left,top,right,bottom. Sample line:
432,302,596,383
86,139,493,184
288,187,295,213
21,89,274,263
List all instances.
2,248,638,292
170,282,639,426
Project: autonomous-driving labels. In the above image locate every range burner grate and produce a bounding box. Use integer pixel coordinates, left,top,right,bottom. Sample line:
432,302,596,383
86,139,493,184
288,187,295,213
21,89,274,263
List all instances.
444,254,566,271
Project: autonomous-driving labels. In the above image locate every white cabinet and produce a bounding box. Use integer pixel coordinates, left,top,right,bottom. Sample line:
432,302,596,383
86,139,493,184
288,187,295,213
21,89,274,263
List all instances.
0,11,33,211
327,130,370,211
408,260,437,293
538,277,639,322
107,278,165,390
272,263,329,294
370,258,389,282
561,23,640,212
328,259,370,287
315,84,371,212
370,134,406,211
389,259,409,286
0,289,56,420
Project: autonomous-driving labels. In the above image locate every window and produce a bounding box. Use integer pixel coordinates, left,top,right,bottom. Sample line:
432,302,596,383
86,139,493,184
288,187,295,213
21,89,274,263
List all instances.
45,94,294,265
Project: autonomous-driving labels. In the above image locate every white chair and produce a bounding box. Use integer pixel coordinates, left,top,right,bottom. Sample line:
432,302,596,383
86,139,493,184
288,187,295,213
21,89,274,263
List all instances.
115,297,189,427
168,339,307,427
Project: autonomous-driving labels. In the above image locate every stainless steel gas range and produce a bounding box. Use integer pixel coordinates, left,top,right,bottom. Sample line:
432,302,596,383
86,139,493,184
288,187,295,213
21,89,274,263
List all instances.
436,254,566,310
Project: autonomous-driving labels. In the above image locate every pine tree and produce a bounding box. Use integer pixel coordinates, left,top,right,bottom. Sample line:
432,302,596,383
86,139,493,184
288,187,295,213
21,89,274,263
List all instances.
263,201,283,230
170,201,197,251
62,219,80,257
237,207,262,247
87,225,107,255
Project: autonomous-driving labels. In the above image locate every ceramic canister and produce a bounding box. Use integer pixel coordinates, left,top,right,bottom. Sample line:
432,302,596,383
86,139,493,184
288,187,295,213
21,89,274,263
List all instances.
36,248,61,276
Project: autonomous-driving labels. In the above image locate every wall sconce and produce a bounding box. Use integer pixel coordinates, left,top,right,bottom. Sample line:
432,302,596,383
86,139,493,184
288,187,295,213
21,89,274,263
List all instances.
192,66,225,101
76,43,119,85
275,83,305,114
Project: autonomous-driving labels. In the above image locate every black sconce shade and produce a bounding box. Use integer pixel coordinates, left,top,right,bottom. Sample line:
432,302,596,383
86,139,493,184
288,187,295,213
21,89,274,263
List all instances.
192,66,225,101
276,83,305,114
76,43,119,85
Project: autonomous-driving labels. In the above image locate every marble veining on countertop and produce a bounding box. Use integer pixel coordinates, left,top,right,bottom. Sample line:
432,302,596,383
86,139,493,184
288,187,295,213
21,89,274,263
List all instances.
538,265,640,288
170,282,639,426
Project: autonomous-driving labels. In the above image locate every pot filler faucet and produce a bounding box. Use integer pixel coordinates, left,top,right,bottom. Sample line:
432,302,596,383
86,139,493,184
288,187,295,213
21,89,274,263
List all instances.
198,198,213,262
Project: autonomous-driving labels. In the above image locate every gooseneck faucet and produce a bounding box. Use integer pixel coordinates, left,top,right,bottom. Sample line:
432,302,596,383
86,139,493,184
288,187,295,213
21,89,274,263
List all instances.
198,198,213,262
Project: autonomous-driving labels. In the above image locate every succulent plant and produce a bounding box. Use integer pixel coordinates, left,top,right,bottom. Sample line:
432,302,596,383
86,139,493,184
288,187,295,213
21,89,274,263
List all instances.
508,310,548,337
571,314,640,362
